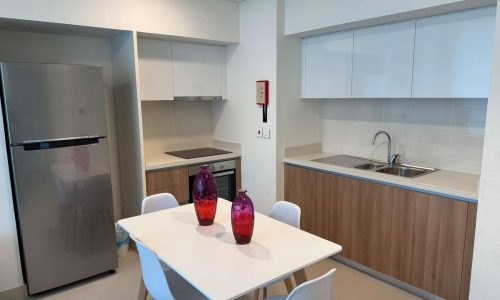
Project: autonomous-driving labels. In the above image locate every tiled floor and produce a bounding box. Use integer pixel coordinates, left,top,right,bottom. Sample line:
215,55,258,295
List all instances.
1,249,421,300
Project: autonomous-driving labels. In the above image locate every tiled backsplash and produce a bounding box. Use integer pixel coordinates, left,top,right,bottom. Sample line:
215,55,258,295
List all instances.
322,98,487,174
141,101,213,155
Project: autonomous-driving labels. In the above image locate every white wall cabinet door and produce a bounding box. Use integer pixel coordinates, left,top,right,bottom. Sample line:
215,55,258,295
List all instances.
302,31,353,99
352,21,415,98
412,7,496,98
172,42,225,99
138,38,174,101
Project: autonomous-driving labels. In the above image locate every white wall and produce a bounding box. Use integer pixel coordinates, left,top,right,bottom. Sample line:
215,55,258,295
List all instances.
142,101,214,155
470,3,500,298
111,32,146,218
284,0,495,36
212,0,278,213
322,98,487,174
0,0,239,43
276,0,322,201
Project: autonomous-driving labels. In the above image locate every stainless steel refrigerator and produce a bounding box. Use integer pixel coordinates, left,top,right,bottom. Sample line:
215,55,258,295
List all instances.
0,62,117,295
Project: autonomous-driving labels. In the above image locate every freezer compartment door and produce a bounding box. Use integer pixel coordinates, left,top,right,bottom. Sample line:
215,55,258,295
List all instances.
1,62,108,144
10,139,117,294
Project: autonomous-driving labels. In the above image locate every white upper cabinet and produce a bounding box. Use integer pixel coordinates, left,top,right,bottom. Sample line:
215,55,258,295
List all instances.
172,42,226,99
412,7,496,98
138,38,174,101
352,21,415,98
302,31,353,98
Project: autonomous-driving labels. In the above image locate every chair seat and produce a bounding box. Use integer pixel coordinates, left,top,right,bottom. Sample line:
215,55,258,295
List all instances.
265,296,287,300
165,268,207,300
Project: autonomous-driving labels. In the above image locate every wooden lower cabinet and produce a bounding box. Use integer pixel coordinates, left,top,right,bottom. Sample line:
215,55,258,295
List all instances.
284,165,331,240
145,167,189,204
284,164,477,300
330,176,395,274
410,193,468,299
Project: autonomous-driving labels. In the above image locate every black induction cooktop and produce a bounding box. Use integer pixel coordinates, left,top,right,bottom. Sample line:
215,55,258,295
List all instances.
165,147,232,159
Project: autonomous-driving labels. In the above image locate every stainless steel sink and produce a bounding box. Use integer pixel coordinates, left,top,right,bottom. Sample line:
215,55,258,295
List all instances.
312,155,437,179
375,165,435,178
354,163,386,170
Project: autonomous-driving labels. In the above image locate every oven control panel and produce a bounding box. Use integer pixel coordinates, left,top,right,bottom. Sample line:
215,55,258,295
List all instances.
188,160,236,176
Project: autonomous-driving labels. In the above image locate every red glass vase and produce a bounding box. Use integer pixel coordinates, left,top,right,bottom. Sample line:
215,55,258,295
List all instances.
192,165,218,226
231,189,255,245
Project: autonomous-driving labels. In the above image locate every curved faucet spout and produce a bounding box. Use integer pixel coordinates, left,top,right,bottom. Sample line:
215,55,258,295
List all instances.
372,131,393,165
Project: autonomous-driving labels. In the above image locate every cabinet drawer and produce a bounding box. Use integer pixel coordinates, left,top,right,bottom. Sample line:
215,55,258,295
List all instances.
146,167,188,189
146,167,189,204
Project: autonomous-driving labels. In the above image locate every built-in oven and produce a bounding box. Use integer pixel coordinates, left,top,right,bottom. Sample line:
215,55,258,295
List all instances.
188,160,237,202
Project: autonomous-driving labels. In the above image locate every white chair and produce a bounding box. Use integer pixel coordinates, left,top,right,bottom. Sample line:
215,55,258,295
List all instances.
131,234,206,300
141,193,179,215
262,201,302,297
138,193,179,300
269,201,301,229
265,268,336,300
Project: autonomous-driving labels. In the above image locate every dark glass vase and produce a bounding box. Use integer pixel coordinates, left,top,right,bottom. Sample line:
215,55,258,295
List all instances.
192,165,218,226
231,189,255,245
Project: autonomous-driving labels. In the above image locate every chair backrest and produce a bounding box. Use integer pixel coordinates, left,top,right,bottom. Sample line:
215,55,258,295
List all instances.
287,268,336,300
130,235,174,300
142,193,179,215
269,201,301,228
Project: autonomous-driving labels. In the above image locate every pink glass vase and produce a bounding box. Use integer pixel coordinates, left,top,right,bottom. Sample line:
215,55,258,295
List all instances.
192,165,218,226
231,189,255,244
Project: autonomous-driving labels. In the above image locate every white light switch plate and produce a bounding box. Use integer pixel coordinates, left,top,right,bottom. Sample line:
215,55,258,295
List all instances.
257,128,263,138
263,128,270,139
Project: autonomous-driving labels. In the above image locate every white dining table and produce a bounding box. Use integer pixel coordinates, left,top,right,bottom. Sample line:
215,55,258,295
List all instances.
117,199,342,300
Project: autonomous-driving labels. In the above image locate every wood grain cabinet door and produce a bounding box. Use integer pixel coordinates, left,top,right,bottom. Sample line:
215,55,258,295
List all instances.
329,175,359,261
460,203,477,300
409,193,468,300
388,188,414,283
330,175,393,274
145,167,189,203
284,165,331,239
284,165,476,299
352,180,393,274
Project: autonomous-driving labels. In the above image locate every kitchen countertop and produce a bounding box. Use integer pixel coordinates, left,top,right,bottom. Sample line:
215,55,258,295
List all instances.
145,151,241,171
284,152,479,202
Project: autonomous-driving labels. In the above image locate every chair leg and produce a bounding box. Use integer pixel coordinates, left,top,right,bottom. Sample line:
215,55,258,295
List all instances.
293,269,307,286
284,276,294,293
138,276,148,300
263,287,268,298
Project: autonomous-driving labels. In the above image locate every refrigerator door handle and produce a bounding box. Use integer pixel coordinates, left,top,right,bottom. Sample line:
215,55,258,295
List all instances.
11,135,106,151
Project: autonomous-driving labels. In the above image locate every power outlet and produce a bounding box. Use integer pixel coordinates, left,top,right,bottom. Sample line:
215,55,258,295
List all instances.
257,128,263,138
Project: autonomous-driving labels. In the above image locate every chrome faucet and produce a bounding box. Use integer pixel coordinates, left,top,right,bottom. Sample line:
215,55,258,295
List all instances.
372,131,399,166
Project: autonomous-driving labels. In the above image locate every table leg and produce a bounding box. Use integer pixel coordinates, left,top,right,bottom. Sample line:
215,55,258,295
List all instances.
293,269,307,286
252,289,260,300
284,276,294,293
138,276,148,300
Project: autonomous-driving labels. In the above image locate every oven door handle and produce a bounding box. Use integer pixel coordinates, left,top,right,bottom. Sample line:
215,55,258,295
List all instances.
213,170,235,177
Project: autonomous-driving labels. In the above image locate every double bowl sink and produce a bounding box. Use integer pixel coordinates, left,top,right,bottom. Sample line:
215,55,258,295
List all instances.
312,155,437,179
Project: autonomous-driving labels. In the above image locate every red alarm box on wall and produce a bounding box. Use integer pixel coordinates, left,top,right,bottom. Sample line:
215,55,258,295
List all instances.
256,80,269,105
256,80,269,122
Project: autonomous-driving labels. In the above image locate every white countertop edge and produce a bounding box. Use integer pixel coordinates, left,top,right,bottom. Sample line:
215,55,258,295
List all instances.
284,157,478,203
145,152,242,171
